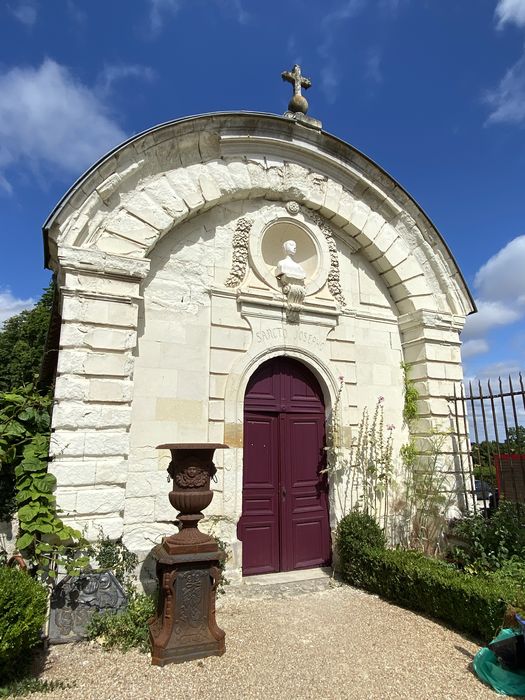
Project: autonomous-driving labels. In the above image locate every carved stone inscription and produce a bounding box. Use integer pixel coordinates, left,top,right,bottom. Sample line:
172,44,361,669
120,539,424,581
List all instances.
255,326,325,351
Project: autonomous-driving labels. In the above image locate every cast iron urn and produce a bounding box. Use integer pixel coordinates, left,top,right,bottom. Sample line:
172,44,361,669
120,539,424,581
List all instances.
149,443,228,666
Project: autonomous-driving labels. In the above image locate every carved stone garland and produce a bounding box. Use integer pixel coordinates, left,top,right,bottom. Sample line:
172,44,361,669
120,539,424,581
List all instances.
224,217,253,287
302,208,346,307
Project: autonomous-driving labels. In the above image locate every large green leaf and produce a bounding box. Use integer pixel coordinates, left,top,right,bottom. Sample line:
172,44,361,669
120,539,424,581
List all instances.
33,475,56,493
1,393,25,404
3,420,26,437
18,503,39,521
16,532,33,550
37,542,53,552
20,456,45,472
15,489,33,503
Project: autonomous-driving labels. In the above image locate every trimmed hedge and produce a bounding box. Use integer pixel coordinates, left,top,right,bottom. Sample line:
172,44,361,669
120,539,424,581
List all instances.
337,513,524,642
0,567,47,683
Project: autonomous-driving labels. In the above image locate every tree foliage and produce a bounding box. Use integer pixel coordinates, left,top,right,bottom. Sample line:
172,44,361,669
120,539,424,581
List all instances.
0,282,53,393
470,425,525,483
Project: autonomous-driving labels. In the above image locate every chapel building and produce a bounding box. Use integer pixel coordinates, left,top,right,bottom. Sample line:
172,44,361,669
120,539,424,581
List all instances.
43,69,475,581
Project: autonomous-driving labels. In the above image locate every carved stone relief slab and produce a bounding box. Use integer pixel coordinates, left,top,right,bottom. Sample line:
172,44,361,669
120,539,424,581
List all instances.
49,571,127,643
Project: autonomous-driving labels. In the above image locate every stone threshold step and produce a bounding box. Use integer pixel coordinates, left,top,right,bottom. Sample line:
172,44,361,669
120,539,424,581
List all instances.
240,566,333,587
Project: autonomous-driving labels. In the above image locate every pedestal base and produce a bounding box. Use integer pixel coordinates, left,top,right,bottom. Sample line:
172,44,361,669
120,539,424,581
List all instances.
149,545,226,666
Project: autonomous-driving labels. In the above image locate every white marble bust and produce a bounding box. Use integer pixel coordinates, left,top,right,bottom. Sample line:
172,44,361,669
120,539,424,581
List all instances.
275,240,306,280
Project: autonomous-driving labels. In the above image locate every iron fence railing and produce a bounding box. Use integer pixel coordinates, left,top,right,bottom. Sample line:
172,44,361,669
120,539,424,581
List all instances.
450,374,525,515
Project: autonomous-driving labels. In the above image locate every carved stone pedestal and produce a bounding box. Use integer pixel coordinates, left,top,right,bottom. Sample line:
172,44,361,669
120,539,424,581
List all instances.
149,443,228,666
149,547,225,665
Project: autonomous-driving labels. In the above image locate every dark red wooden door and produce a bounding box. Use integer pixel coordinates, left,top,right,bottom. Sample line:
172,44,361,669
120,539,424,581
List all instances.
238,357,331,575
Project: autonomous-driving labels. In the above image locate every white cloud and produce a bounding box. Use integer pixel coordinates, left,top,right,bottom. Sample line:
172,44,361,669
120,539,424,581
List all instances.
474,235,525,302
225,0,249,24
0,290,34,325
147,0,248,35
485,49,525,125
378,0,408,15
149,0,181,34
318,0,365,99
0,59,127,190
8,1,37,26
462,299,521,340
97,64,155,96
495,0,525,28
365,47,383,84
66,0,86,23
469,360,523,384
461,338,490,359
462,236,525,381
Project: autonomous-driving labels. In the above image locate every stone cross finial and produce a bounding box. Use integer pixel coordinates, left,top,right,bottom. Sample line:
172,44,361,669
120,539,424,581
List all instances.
282,64,311,115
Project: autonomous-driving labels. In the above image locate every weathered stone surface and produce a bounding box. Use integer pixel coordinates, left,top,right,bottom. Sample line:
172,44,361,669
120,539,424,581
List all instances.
49,572,127,644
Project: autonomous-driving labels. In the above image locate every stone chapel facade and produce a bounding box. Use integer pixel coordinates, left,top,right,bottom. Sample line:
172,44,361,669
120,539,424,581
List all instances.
43,111,475,581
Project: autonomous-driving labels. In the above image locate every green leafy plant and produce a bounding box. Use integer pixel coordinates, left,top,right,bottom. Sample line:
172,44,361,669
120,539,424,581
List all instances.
90,533,138,594
0,678,73,698
0,387,51,521
86,534,155,653
401,361,419,425
0,385,87,579
0,567,47,684
448,501,525,573
395,432,456,555
87,592,155,653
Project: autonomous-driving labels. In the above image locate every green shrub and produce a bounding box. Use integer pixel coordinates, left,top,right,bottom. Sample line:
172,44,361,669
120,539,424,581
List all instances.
0,567,47,683
336,511,387,553
337,511,525,641
336,511,386,587
450,501,525,572
87,592,155,653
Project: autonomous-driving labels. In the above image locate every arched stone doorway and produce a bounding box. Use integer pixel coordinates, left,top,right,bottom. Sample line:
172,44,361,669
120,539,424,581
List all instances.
238,357,331,576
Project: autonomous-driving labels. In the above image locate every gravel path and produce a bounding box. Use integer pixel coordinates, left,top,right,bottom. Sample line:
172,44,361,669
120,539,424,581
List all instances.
24,583,497,700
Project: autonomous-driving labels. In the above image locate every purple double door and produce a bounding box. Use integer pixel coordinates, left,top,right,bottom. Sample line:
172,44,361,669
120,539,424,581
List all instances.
238,357,331,576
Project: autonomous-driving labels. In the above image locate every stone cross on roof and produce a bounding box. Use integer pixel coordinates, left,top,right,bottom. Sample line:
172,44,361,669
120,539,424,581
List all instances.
281,64,311,115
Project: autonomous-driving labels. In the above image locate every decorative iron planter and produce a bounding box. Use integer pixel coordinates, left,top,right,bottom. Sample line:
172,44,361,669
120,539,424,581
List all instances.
149,443,228,666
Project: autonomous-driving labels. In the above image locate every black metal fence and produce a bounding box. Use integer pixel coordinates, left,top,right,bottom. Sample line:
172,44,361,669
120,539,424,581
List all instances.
450,374,525,515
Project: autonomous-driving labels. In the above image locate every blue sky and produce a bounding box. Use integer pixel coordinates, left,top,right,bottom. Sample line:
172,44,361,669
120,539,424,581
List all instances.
0,0,524,383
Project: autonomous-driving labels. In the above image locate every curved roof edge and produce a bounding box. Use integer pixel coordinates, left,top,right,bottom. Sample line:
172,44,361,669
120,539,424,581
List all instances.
42,110,475,312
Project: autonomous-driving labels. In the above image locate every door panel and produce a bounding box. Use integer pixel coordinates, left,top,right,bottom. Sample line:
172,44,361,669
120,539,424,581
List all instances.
240,358,331,575
280,413,331,571
238,413,279,575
